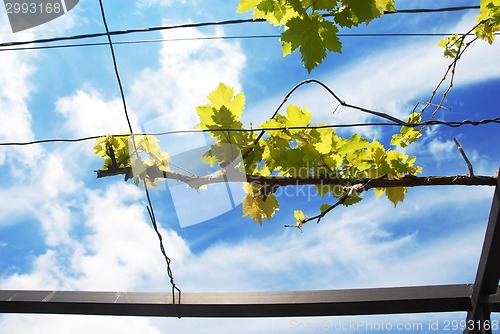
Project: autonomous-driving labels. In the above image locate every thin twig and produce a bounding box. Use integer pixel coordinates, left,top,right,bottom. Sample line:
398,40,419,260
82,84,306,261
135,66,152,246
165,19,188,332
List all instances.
453,137,474,176
421,21,484,120
284,193,349,229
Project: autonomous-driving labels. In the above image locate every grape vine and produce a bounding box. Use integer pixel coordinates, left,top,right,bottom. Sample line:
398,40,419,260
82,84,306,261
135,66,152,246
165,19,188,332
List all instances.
93,0,500,229
95,83,423,227
238,0,499,73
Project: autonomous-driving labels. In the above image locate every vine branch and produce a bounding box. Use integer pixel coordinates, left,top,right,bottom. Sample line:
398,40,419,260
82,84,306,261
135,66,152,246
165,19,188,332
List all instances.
96,166,497,189
421,21,484,121
453,137,474,176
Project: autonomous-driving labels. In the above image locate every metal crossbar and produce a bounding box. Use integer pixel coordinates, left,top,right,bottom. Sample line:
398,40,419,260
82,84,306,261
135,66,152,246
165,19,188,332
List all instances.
0,284,476,317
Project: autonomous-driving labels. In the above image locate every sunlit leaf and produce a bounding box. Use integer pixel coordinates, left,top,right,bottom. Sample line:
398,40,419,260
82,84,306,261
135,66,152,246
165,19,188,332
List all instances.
281,13,341,72
385,187,406,207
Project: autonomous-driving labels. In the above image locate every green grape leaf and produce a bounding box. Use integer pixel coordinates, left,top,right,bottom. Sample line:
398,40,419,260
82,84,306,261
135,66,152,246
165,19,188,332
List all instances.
254,0,298,26
314,138,332,154
294,209,305,228
437,34,461,58
344,195,363,206
286,0,308,15
93,136,108,156
390,134,404,147
312,0,337,11
237,0,263,13
338,134,367,153
261,193,280,219
195,106,216,129
343,0,381,23
320,203,332,213
475,0,500,44
210,106,238,129
201,150,217,166
385,187,406,207
281,13,341,72
285,104,312,129
242,183,279,225
242,193,264,225
373,188,384,198
376,0,395,12
391,113,422,148
207,83,245,119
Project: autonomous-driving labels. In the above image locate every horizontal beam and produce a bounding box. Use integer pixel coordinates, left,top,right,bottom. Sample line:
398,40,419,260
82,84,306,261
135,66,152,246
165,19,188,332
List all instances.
0,285,473,318
487,292,500,312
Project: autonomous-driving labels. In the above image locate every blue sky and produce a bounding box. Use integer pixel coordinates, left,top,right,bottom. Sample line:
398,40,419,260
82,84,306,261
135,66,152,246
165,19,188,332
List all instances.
0,0,499,333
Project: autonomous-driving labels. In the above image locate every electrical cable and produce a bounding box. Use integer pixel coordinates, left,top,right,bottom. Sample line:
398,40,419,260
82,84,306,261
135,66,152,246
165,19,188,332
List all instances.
0,6,480,50
1,117,498,147
1,76,499,147
98,0,181,315
2,32,495,53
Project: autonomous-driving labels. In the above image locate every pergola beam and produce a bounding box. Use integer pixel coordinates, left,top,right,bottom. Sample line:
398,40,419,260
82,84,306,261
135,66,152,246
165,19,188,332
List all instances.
0,174,498,321
465,172,500,334
0,285,473,318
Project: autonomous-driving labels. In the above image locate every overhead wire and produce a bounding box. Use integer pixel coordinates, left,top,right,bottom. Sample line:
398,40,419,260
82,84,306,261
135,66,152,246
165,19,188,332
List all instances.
97,0,181,315
0,5,480,50
2,32,496,53
1,77,499,148
0,117,498,147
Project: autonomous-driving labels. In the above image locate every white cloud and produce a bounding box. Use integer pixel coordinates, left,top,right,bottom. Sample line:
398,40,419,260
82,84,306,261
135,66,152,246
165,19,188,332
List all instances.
0,314,165,334
37,203,72,247
0,182,190,291
136,0,187,7
130,25,246,131
427,138,456,162
56,88,139,137
0,148,83,229
55,24,246,157
68,183,191,291
163,185,494,292
0,39,41,166
0,4,78,167
39,153,83,197
1,250,67,290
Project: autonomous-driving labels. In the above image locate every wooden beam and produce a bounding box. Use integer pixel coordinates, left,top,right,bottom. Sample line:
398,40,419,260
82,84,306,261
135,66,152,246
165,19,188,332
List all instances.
0,285,472,318
465,171,500,334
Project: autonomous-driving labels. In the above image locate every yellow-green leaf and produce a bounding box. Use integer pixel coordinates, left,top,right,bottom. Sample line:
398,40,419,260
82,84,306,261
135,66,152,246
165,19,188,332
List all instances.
294,209,305,228
242,194,263,225
280,13,341,72
237,0,263,13
373,188,384,198
385,187,406,207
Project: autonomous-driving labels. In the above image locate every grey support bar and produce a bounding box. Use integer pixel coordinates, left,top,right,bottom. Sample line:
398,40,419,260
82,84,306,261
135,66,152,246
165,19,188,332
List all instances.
0,284,473,318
